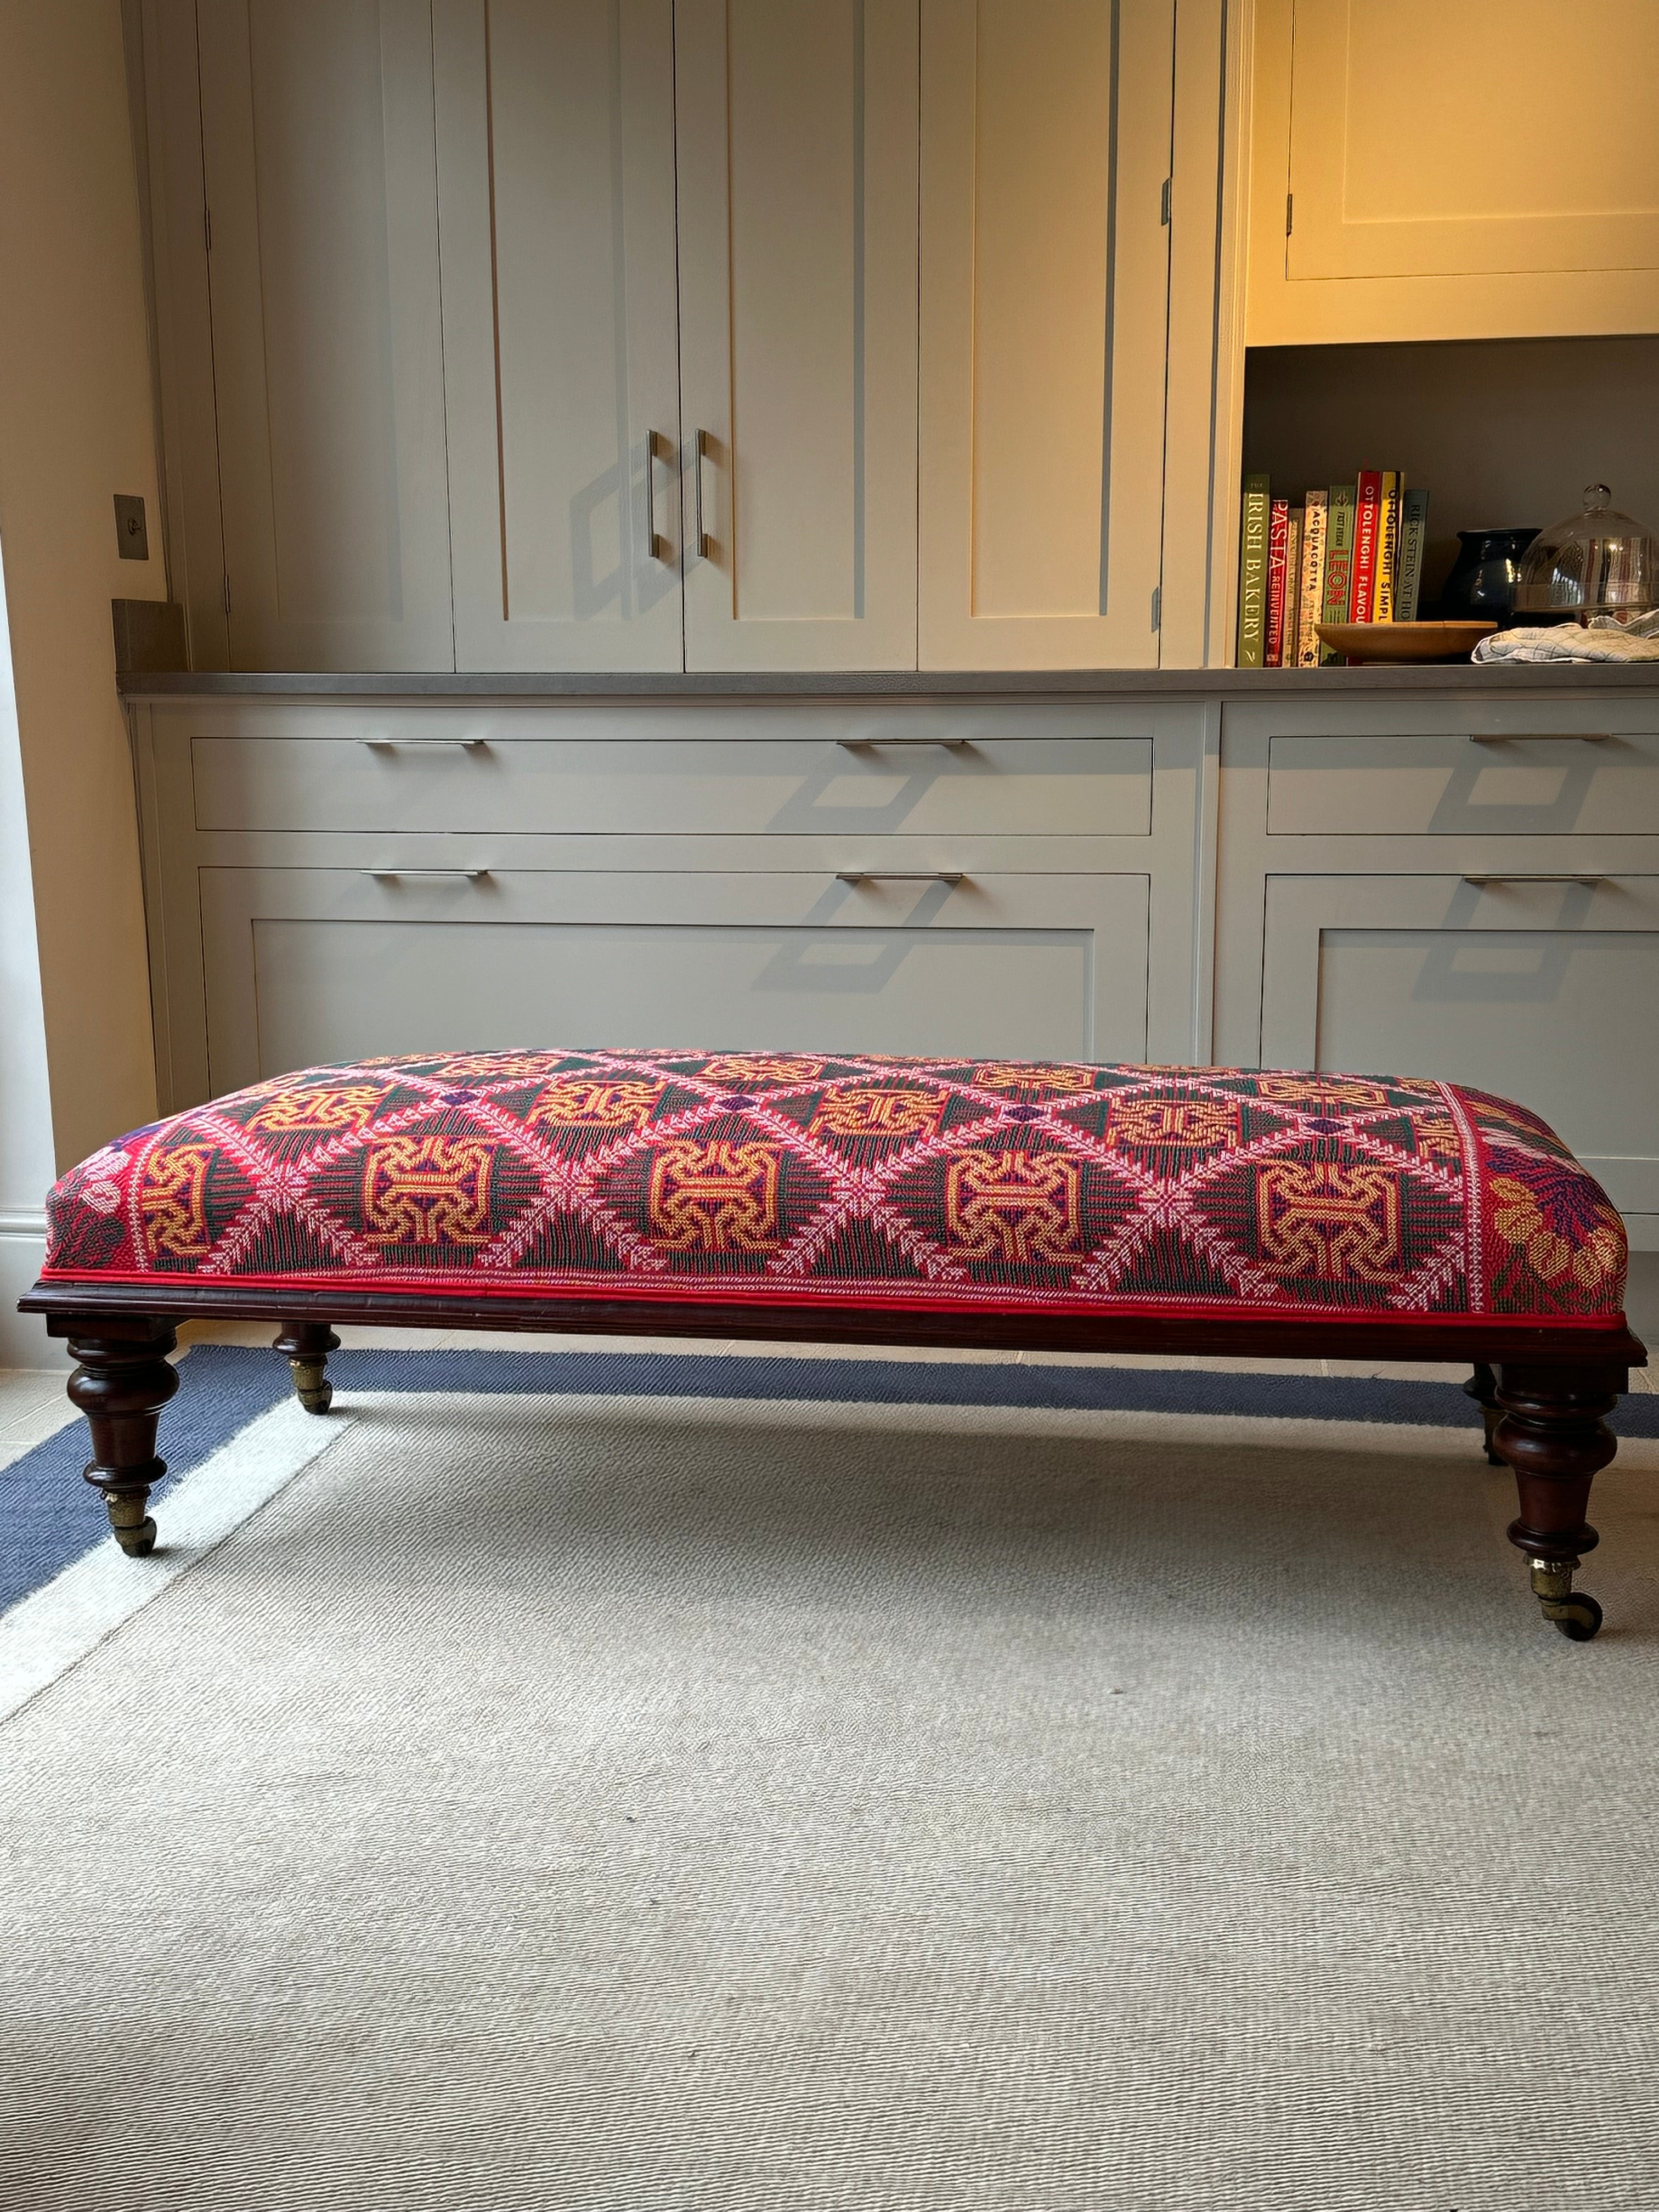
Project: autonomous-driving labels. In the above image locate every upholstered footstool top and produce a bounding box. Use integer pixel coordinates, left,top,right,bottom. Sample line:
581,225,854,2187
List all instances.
40,1050,1627,1329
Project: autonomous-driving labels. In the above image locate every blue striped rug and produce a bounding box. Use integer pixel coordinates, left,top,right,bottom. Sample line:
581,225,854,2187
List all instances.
5,1343,1655,1616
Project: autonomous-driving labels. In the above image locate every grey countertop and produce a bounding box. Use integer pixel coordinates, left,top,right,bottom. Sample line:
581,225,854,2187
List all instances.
116,662,1659,700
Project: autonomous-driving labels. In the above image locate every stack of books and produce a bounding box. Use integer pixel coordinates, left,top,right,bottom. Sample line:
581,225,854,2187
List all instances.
1237,472,1430,667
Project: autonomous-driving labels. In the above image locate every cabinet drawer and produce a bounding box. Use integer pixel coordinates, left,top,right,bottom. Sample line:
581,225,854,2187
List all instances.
1266,730,1659,837
198,865,1150,1093
1260,872,1659,1223
191,726,1153,838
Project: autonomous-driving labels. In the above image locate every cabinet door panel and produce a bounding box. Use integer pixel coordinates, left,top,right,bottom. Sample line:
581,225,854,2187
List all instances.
198,868,1147,1090
674,0,919,670
435,0,682,669
918,0,1174,669
1261,873,1659,1224
1288,4,1659,284
197,0,454,669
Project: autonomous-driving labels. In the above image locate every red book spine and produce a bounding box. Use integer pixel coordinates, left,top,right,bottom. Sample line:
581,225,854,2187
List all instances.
1265,498,1290,665
1350,469,1383,623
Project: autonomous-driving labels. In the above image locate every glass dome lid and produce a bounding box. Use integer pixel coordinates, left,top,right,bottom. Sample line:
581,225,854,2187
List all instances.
1513,484,1659,621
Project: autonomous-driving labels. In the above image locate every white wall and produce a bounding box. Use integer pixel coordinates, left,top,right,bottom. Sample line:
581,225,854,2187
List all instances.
0,551,60,1367
0,0,168,1362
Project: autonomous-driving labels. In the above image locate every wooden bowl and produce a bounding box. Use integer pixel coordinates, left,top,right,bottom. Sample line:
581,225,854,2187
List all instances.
1314,619,1497,664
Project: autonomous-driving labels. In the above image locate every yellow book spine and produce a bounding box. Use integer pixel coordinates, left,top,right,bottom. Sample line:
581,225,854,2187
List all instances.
1374,471,1401,623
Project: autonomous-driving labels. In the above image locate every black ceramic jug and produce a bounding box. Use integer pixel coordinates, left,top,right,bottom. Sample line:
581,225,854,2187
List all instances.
1437,527,1541,624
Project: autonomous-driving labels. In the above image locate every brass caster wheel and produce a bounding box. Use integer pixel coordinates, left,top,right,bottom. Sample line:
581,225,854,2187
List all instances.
296,1375,333,1415
114,1515,158,1558
1544,1593,1603,1642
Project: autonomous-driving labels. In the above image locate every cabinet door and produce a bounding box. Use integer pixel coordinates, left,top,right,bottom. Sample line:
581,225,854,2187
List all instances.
673,0,919,672
918,0,1175,670
196,1,454,670
198,866,1148,1091
1287,5,1659,287
1260,873,1659,1228
433,1,682,670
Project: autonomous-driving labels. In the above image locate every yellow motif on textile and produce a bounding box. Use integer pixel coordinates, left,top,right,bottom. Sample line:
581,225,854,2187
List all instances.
974,1064,1095,1096
811,1087,947,1139
1413,1114,1463,1160
648,1141,781,1253
1488,1175,1624,1291
139,1144,215,1260
1256,1076,1391,1110
362,1135,494,1245
1105,1096,1240,1151
249,1085,385,1132
527,1079,665,1131
945,1150,1081,1264
1256,1161,1401,1281
702,1054,825,1085
430,1053,566,1080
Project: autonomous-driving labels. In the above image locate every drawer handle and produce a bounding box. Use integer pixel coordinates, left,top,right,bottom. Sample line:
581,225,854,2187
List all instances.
836,737,968,751
836,871,964,886
357,737,489,751
1468,732,1609,744
1461,874,1605,887
365,868,491,882
644,428,666,563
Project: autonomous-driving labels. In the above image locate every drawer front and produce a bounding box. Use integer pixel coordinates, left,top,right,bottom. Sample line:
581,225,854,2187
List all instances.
190,720,1154,838
1266,730,1659,837
1260,872,1659,1223
198,866,1150,1093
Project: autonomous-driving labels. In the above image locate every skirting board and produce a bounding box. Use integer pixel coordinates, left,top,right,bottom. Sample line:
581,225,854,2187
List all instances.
0,1214,63,1370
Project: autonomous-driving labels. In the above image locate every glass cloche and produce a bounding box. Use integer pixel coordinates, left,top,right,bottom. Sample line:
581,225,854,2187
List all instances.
1512,484,1659,623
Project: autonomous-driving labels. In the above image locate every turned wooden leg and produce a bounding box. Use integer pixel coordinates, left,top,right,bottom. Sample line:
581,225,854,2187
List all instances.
1494,1362,1625,1641
273,1323,340,1414
1463,1361,1504,1465
65,1322,180,1557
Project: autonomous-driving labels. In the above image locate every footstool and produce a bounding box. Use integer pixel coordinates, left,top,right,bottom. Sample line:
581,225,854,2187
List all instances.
22,1050,1646,1639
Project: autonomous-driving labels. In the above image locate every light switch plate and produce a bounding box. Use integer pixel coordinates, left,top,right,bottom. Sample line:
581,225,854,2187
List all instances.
114,493,149,561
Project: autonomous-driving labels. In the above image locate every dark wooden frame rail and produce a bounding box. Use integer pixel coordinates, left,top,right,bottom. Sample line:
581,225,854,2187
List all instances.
20,1279,1647,1641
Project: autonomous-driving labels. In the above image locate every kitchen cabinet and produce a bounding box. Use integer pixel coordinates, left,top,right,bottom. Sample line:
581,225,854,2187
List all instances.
1248,0,1659,346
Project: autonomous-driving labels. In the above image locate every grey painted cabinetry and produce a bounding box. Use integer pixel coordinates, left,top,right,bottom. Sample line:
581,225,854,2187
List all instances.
129,681,1659,1247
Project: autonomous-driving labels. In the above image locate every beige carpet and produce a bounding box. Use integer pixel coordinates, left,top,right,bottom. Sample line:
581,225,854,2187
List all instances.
2,1391,1656,2210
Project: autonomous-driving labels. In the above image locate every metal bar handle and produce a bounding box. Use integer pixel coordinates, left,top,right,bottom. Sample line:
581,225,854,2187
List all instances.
836,737,968,751
694,428,712,559
1461,874,1605,887
364,868,491,882
644,429,665,562
357,737,489,751
837,871,964,885
1468,732,1610,743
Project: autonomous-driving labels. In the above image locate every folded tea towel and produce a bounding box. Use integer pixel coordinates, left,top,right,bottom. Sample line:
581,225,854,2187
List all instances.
1475,612,1659,664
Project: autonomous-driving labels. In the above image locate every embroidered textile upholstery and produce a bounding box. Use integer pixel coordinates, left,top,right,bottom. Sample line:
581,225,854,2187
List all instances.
41,1052,1627,1323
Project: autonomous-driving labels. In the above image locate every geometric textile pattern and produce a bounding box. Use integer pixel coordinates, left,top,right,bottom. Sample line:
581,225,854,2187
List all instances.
41,1052,1628,1324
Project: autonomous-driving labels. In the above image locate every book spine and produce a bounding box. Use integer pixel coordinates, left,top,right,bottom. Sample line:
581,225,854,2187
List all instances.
1282,509,1303,669
1296,489,1328,667
1319,483,1357,662
1265,498,1290,665
1237,473,1271,667
1396,487,1430,621
1350,469,1384,623
1374,471,1401,622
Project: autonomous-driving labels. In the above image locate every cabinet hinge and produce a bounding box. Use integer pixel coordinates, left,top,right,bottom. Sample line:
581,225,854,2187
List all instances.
1285,191,1294,238
1150,584,1162,632
204,205,212,256
1160,177,1172,227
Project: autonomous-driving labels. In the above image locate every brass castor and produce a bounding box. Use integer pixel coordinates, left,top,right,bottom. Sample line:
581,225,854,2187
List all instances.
1530,1558,1604,1642
274,1324,340,1414
104,1488,159,1558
